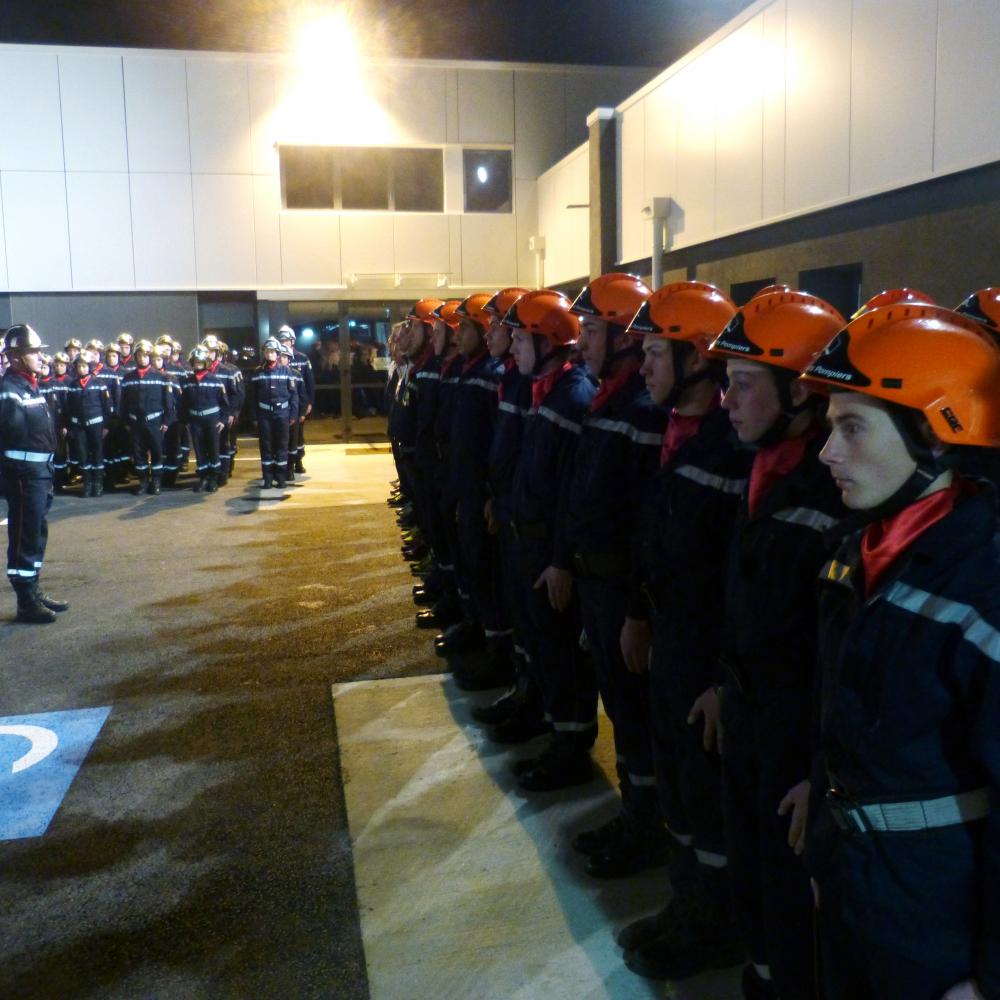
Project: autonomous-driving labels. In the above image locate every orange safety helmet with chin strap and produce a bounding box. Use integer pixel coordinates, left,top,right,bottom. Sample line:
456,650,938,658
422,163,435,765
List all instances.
484,287,529,318
628,281,737,353
432,299,463,329
503,289,579,347
851,287,934,320
706,291,845,375
408,298,445,325
801,303,1000,448
750,283,794,300
570,272,651,326
455,292,495,332
955,287,1000,335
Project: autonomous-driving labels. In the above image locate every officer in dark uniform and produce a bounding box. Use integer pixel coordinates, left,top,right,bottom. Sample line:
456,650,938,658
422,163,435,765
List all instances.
41,351,73,492
160,335,188,484
704,292,847,1000
201,335,243,487
179,346,228,493
117,332,136,372
276,325,314,476
121,339,175,495
67,349,113,497
97,341,128,487
217,340,244,480
250,337,296,489
801,304,1000,1000
0,325,68,624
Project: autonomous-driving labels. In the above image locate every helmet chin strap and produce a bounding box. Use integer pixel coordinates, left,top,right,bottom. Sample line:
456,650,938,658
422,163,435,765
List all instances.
598,325,642,379
663,341,713,410
751,368,813,449
824,403,955,545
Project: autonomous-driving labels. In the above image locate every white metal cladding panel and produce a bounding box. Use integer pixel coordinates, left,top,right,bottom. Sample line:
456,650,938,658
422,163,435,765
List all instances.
783,0,851,213
644,76,678,244
130,173,197,288
457,69,514,144
279,212,342,287
0,50,64,172
248,61,278,176
673,57,717,249
124,54,192,173
514,71,566,181
935,0,1000,176
340,214,395,276
850,0,935,196
0,180,7,291
66,173,135,290
388,65,448,144
448,214,463,285
619,101,647,265
761,0,787,220
538,147,588,287
514,177,538,287
187,59,253,175
394,214,451,275
444,146,465,214
1,172,72,291
193,174,256,288
59,53,129,173
252,174,282,286
461,214,517,288
714,15,765,236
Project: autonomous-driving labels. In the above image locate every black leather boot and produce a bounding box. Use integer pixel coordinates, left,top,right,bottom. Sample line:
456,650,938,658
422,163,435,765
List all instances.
13,580,56,624
149,474,161,495
132,471,148,495
35,579,69,613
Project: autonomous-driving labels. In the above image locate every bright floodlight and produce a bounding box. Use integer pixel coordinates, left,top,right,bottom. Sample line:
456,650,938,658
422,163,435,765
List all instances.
301,327,315,340
477,165,489,184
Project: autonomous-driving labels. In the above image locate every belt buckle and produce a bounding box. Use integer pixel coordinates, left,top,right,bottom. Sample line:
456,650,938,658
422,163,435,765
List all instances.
826,787,869,834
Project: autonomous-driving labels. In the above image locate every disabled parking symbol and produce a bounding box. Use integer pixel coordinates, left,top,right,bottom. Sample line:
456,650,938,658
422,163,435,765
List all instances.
0,707,111,840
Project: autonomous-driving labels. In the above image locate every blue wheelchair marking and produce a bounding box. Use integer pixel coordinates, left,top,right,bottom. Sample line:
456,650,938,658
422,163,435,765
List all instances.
0,707,112,840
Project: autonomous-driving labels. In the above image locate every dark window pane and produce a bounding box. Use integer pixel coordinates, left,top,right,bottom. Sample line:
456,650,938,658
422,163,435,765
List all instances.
392,148,443,212
463,149,512,213
281,146,334,209
341,148,389,210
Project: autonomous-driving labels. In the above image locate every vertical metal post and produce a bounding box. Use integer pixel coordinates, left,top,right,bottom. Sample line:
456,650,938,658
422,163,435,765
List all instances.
339,301,352,442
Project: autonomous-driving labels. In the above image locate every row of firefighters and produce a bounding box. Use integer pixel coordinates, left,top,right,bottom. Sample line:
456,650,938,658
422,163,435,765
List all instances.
0,325,316,496
384,277,1000,1000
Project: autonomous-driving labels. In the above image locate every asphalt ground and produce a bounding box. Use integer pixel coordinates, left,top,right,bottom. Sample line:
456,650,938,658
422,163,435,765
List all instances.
0,428,430,1000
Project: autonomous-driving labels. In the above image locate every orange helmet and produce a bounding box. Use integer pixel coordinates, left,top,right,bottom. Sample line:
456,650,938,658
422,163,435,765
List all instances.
707,291,845,374
455,292,494,332
627,281,737,354
751,283,794,299
408,298,445,324
433,299,463,329
485,287,529,318
571,273,650,326
851,287,934,320
801,303,1000,447
955,287,1000,332
504,290,579,347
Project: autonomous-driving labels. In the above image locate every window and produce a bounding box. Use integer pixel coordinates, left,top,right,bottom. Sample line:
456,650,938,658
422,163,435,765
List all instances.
280,146,444,212
463,149,513,213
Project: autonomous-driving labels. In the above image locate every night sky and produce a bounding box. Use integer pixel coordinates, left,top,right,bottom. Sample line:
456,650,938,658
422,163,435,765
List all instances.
0,0,756,67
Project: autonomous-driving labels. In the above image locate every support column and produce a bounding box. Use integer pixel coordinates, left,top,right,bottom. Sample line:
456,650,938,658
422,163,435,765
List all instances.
587,107,618,280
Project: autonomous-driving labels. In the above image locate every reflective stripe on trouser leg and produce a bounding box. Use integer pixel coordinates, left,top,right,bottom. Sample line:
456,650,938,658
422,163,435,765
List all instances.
3,475,52,581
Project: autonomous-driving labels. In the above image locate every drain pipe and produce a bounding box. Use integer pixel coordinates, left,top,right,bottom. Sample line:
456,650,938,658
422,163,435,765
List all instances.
643,197,671,290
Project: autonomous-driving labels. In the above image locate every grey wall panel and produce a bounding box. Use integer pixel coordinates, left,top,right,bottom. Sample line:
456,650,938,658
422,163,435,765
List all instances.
8,292,199,344
59,53,129,173
514,72,566,180
457,69,514,144
0,49,64,171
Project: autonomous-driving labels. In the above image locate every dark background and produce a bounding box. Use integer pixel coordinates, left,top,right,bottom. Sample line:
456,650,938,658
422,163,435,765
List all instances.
0,0,756,67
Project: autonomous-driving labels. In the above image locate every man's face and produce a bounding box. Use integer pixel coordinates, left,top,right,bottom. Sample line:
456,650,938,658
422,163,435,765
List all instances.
456,319,482,358
54,360,67,377
577,317,608,377
405,320,426,358
511,330,537,376
135,350,151,368
820,393,920,510
485,316,511,358
639,336,676,405
431,320,451,357
67,347,80,361
264,348,278,364
76,359,90,377
105,350,120,367
721,360,783,443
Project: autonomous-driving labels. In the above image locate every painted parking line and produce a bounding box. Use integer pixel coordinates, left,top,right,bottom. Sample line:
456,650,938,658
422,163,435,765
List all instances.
0,707,111,840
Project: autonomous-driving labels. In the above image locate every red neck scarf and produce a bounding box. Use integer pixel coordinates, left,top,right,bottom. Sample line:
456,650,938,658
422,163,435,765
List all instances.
861,481,963,596
209,359,220,373
12,369,38,390
78,374,91,388
590,358,640,412
532,362,573,409
747,426,819,517
92,362,104,375
137,365,150,378
462,349,487,375
194,368,209,382
660,394,721,466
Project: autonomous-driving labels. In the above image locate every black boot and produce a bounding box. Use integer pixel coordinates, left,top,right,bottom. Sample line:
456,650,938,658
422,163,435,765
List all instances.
294,459,305,474
132,471,148,495
262,476,274,489
80,471,92,498
149,474,161,495
13,580,56,624
193,476,205,493
35,579,69,613
274,474,286,489
516,736,594,792
94,472,105,497
205,473,218,493
434,619,484,657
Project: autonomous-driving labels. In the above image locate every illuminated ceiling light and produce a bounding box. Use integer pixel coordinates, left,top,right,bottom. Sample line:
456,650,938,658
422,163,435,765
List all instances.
476,165,489,184
301,327,316,340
